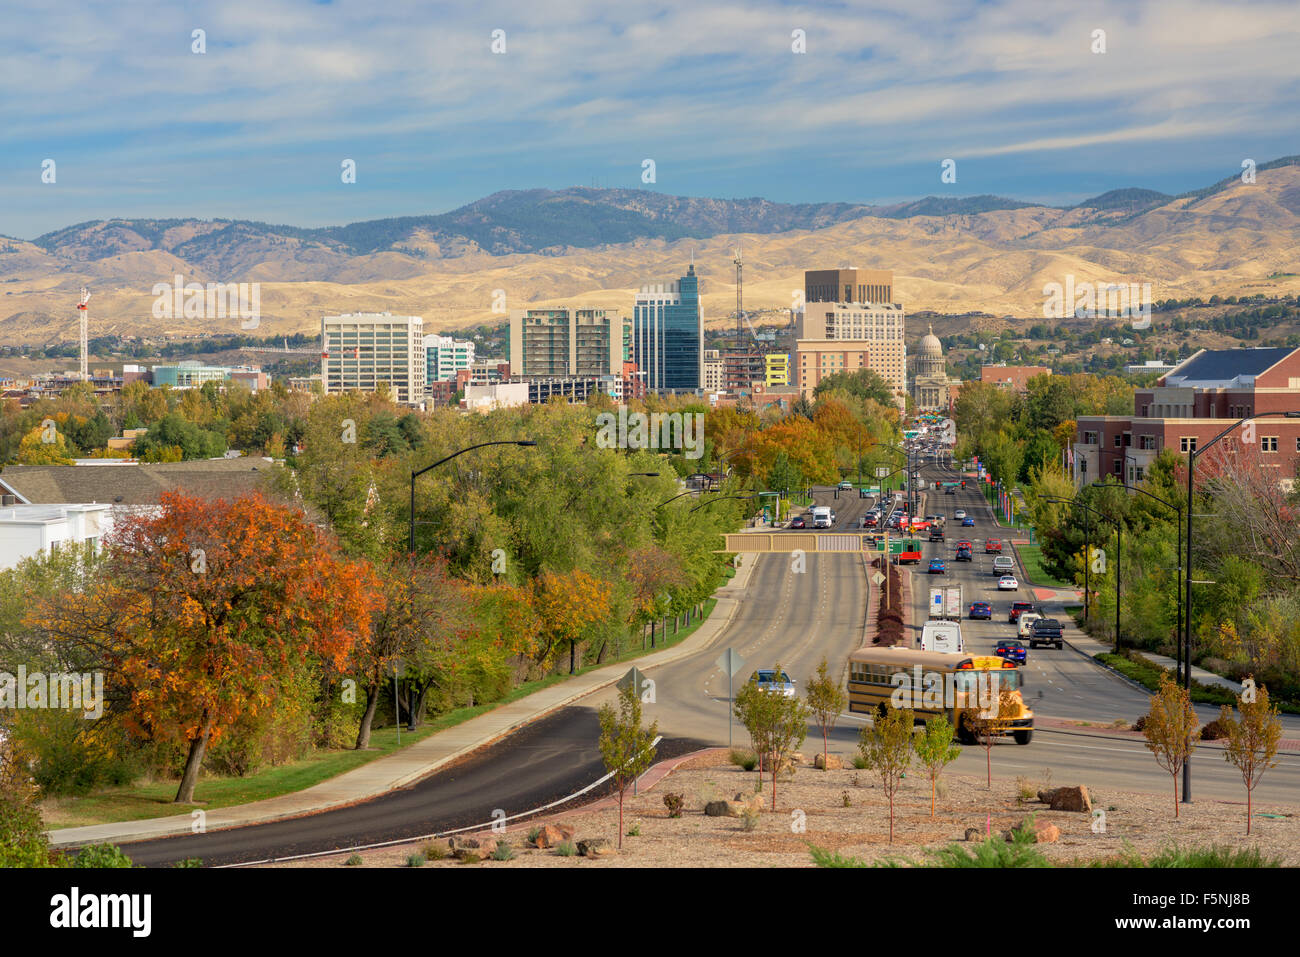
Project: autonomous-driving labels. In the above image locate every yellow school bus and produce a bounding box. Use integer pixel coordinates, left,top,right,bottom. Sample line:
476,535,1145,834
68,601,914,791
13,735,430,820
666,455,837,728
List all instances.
847,646,1034,744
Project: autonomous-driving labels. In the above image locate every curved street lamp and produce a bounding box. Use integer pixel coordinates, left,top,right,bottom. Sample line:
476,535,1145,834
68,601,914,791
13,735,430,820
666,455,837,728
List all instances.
409,440,537,553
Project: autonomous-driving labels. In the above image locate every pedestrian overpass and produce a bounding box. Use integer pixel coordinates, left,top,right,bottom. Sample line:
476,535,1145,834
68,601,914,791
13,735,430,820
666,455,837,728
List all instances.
722,533,913,554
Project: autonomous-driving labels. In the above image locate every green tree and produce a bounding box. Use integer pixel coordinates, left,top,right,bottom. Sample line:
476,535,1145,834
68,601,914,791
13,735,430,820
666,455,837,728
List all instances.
597,682,659,848
858,706,913,842
913,714,961,818
804,657,846,769
0,736,54,868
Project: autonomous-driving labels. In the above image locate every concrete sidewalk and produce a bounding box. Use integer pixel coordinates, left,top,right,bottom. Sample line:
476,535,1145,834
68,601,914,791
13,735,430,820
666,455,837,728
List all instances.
49,554,761,849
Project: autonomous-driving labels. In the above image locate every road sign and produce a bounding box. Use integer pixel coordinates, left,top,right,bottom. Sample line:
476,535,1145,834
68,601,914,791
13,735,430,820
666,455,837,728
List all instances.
875,467,890,478
716,648,747,749
872,572,885,586
617,667,648,696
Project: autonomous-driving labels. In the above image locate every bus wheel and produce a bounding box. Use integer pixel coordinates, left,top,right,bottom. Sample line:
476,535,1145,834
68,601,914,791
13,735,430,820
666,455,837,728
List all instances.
957,715,975,745
875,703,889,721
1014,729,1033,745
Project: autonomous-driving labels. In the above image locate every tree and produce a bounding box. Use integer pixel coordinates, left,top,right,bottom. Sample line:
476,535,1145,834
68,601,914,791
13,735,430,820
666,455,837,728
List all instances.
734,666,809,810
32,491,381,803
533,569,612,674
858,706,913,842
597,682,659,848
1218,684,1282,834
967,686,1021,788
0,736,54,868
804,657,846,769
15,424,74,465
1141,674,1199,816
913,714,961,818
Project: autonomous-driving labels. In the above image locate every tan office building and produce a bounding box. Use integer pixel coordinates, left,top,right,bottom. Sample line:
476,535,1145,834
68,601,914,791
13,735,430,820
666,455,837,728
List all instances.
804,268,893,305
509,308,627,378
795,300,906,403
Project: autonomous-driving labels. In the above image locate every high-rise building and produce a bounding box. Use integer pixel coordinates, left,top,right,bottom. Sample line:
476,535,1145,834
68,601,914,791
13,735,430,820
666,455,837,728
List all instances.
509,308,627,378
702,349,724,392
423,334,475,385
321,313,425,405
633,264,702,392
795,299,906,403
804,268,893,305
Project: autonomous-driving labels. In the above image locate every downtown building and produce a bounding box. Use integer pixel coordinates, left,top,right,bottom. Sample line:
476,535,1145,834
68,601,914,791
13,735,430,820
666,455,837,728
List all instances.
321,313,425,406
632,264,703,393
424,334,475,384
1072,347,1300,487
509,307,628,378
795,268,906,406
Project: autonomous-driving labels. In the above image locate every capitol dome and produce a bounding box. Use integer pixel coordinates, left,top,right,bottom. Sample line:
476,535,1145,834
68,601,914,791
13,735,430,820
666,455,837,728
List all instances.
919,324,943,357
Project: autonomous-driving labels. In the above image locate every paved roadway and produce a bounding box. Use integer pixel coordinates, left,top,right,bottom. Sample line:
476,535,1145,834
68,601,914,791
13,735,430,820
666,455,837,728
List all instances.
119,458,1300,865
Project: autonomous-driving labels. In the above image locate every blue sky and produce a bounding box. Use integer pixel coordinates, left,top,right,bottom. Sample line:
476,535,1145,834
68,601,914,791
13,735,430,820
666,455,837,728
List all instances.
3,0,1298,240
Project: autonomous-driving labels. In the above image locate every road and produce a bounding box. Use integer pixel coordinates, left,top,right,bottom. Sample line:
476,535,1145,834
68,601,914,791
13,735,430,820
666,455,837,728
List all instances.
119,459,1300,865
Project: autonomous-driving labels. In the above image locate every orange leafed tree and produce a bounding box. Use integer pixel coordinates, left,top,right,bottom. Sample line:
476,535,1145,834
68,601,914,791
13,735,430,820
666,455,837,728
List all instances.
32,491,381,803
533,569,613,674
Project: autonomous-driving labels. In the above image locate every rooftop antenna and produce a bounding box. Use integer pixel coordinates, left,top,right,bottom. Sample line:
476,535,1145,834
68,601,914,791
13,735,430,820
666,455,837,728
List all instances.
733,243,743,349
77,287,91,381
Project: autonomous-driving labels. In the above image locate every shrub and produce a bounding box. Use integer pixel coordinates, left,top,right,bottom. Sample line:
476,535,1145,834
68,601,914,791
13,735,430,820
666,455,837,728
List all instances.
406,853,425,867
841,790,852,807
809,844,869,868
1132,715,1146,732
174,857,203,868
852,755,869,770
526,826,542,844
344,854,363,866
740,808,759,831
555,841,578,857
423,841,447,861
926,831,1050,868
458,852,481,864
1015,777,1035,804
491,842,515,861
71,843,135,868
1199,718,1227,741
662,792,684,818
626,821,641,837
729,749,757,771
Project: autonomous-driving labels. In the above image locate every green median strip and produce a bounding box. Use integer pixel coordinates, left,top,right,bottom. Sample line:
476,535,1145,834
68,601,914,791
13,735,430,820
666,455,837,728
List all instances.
45,598,719,830
1094,651,1300,715
1014,544,1073,589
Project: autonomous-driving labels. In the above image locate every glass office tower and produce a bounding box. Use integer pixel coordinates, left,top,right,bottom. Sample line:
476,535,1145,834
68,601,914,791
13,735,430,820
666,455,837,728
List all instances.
633,264,702,392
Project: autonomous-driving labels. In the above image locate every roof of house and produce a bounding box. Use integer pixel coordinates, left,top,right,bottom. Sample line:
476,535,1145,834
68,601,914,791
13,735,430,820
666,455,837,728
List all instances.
0,458,282,507
1163,347,1295,387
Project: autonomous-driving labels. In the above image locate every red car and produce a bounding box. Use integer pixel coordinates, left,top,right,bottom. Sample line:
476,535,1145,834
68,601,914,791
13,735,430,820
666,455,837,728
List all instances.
1008,601,1035,623
985,539,1003,554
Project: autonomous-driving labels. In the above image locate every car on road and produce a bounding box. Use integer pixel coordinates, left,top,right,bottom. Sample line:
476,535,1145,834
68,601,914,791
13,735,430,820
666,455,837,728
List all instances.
862,514,878,527
985,539,1003,554
1028,618,1065,649
944,485,956,495
1008,600,1035,623
997,574,1019,591
955,544,972,561
968,601,993,620
954,509,967,520
1017,612,1043,638
750,669,796,697
788,515,806,529
992,556,1016,576
928,559,947,574
995,639,1028,665
837,481,854,491
929,527,945,542
961,516,976,527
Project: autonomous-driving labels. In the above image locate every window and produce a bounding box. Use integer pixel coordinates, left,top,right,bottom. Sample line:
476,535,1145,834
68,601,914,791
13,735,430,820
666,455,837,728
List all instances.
1083,431,1099,445
1262,436,1278,453
1135,467,1145,481
1114,434,1122,447
1180,437,1197,453
1139,435,1156,450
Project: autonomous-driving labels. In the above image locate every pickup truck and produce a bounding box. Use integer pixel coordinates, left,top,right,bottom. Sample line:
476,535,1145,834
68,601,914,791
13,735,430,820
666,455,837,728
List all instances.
1028,618,1065,649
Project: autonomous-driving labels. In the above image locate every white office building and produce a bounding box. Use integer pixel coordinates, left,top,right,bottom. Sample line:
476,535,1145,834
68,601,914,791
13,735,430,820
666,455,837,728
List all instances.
424,334,475,385
0,503,113,571
322,313,425,405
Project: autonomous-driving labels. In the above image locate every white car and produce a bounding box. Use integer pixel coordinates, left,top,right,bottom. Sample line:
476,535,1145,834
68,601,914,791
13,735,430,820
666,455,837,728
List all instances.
954,509,967,520
997,575,1019,591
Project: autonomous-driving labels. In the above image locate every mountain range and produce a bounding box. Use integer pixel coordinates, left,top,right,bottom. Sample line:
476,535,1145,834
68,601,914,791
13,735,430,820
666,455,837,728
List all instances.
2,156,1298,346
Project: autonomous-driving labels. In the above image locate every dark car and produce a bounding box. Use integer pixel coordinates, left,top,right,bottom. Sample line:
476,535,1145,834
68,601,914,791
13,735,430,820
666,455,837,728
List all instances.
788,515,806,529
962,516,976,527
944,486,957,495
1029,618,1065,649
1008,600,1035,623
929,527,945,542
955,545,972,561
928,559,946,574
968,601,993,620
995,639,1028,665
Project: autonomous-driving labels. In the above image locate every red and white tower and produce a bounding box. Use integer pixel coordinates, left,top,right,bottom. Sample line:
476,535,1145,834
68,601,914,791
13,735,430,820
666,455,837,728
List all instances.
77,286,91,381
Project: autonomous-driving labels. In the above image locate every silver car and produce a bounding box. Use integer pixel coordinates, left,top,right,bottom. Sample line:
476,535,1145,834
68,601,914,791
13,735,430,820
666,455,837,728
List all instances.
750,669,795,698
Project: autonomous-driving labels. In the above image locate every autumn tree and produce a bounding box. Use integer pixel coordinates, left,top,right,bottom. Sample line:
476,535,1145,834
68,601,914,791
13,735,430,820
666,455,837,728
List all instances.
804,656,846,769
1218,684,1282,834
734,665,809,811
858,706,913,842
32,491,381,803
1141,674,1199,816
913,714,961,818
597,682,659,848
967,685,1022,788
533,568,613,674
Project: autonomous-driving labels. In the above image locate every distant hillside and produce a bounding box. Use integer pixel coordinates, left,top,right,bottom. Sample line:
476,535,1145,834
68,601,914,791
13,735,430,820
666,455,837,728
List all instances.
872,195,1039,219
1073,188,1171,211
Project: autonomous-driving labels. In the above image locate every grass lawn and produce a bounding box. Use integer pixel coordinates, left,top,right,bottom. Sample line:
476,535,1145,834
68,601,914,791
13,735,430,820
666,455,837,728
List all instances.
44,597,719,830
1016,544,1073,589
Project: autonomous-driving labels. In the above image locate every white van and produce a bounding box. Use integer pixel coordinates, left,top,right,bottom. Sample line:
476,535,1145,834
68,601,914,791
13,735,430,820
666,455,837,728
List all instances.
1017,613,1043,639
811,505,832,529
920,620,964,654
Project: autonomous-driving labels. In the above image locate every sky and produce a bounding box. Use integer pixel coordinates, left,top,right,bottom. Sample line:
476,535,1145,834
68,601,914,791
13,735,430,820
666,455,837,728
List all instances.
2,0,1298,240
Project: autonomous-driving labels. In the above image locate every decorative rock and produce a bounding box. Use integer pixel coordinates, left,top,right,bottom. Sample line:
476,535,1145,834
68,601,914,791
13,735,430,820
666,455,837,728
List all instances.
964,827,983,842
1037,788,1058,804
704,800,732,817
814,753,843,770
1048,785,1092,813
791,752,808,765
1008,818,1060,843
532,824,575,848
577,838,616,858
733,792,764,814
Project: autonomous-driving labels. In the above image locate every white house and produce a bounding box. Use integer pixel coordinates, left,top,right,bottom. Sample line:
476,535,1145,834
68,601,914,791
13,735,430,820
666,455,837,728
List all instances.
0,504,114,571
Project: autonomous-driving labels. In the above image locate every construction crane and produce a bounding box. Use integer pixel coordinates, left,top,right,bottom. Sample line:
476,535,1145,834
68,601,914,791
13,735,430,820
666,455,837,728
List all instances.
77,287,90,381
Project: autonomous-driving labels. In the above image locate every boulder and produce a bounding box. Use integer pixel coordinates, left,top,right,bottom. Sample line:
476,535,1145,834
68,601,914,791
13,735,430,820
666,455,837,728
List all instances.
449,835,497,859
791,752,808,765
704,800,732,817
732,792,763,816
578,838,617,858
1048,785,1092,813
1008,818,1059,844
964,827,983,842
532,824,574,848
1037,788,1058,804
814,753,843,770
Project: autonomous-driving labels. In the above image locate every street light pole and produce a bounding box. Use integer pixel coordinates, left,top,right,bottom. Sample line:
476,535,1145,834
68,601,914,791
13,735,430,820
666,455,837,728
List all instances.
408,440,537,554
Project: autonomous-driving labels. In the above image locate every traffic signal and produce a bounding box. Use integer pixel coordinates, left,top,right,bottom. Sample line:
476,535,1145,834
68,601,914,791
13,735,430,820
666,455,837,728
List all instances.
961,480,966,488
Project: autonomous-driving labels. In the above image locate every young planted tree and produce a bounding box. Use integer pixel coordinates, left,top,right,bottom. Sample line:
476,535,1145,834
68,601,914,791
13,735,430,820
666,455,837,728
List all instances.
733,666,810,810
1218,684,1282,834
858,706,914,842
967,686,1021,788
597,682,659,848
913,714,962,818
805,656,847,770
1141,673,1199,816
32,491,381,803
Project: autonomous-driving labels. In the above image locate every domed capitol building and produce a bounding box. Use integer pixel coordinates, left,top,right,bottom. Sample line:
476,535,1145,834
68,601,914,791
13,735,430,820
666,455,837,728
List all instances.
910,324,961,412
